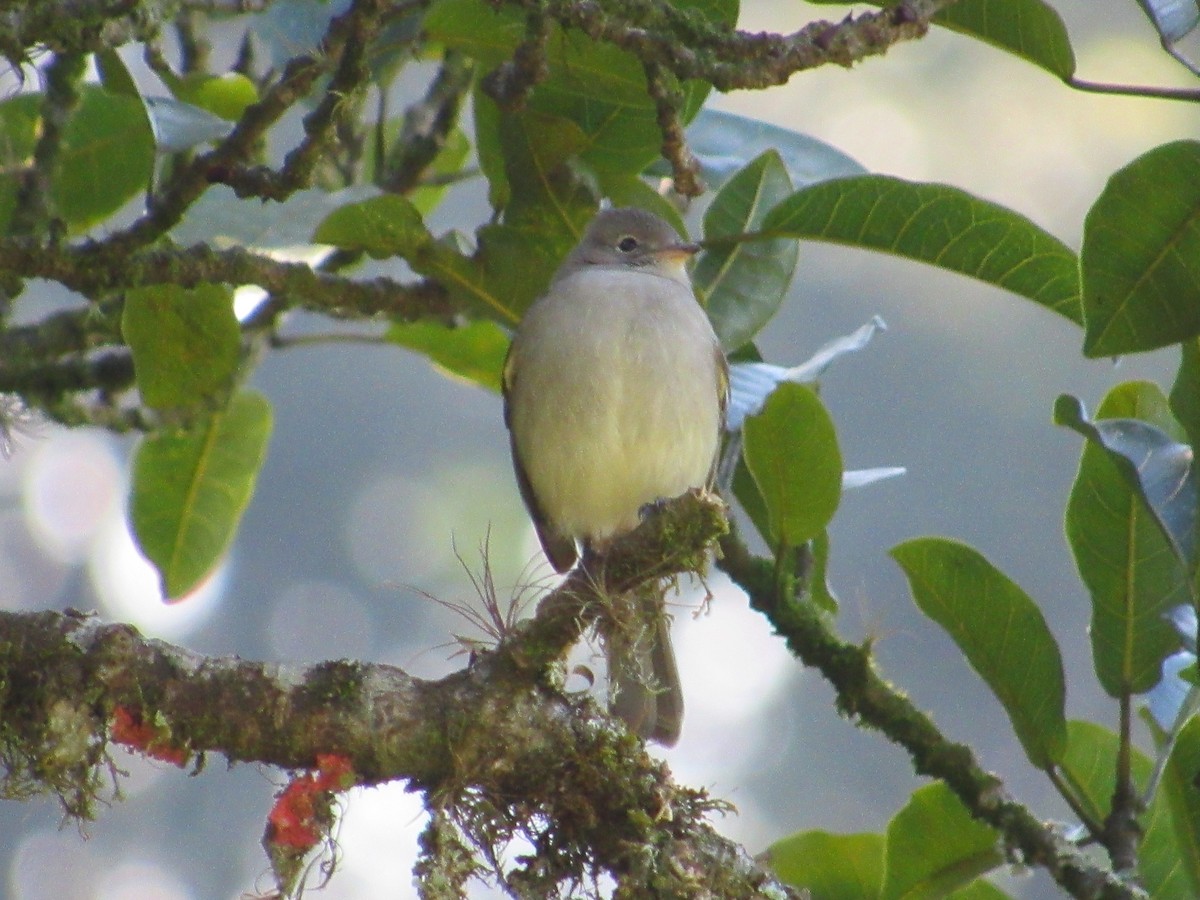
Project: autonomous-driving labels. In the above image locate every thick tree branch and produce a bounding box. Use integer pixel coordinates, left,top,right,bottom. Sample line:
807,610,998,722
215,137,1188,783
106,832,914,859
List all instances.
503,0,958,90
0,493,785,896
0,239,453,320
716,524,1146,900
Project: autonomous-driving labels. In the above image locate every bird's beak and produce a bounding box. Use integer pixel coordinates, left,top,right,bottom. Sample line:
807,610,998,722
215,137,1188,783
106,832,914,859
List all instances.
657,242,701,261
653,242,701,277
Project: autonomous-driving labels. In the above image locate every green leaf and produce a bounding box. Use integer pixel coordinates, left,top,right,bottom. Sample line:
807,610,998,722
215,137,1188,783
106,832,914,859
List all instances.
121,284,241,411
426,0,736,176
592,171,687,237
765,830,883,899
742,383,843,548
473,89,509,209
933,0,1075,78
386,318,509,392
810,530,839,615
445,108,599,321
173,72,259,122
94,49,141,98
1065,381,1188,696
312,194,432,259
1058,719,1190,899
730,451,773,548
1081,140,1200,356
1170,338,1200,453
129,391,273,600
1058,721,1142,826
807,0,1075,78
0,86,154,234
408,128,471,216
763,175,1080,323
413,232,523,325
891,538,1068,768
1055,393,1197,574
881,782,1001,900
1155,715,1200,896
693,150,798,351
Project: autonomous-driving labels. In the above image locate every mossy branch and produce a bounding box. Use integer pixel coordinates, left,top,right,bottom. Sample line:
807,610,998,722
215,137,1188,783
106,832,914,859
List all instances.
504,0,958,90
715,523,1146,900
0,493,758,897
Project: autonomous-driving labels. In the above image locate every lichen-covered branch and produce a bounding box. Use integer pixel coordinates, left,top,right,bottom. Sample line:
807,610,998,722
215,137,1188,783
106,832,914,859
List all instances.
100,0,399,254
480,8,551,111
506,0,959,90
10,52,86,236
0,238,453,319
715,524,1146,900
0,493,786,896
212,0,389,200
380,50,476,193
0,238,453,413
643,60,703,197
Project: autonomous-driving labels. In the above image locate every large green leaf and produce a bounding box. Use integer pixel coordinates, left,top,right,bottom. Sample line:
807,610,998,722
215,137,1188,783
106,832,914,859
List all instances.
426,0,736,175
407,129,471,216
765,830,884,899
592,171,687,237
881,782,1001,900
312,193,432,259
1081,140,1200,356
1156,715,1200,896
730,452,773,548
122,284,241,412
1058,719,1190,898
1065,382,1188,697
94,49,141,98
473,89,510,210
129,391,273,600
763,176,1080,323
807,0,1074,77
1055,393,1197,575
0,86,154,234
171,72,258,122
742,383,842,548
891,538,1068,768
414,232,523,325
386,318,509,392
462,107,598,321
693,150,798,351
1058,721,1138,827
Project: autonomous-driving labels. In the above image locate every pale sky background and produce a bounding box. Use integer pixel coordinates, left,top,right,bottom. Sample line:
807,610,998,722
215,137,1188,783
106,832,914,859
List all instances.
2,1,1199,898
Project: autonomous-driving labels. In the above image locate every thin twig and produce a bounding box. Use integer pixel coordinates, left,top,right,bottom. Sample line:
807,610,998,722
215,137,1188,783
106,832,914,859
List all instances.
10,52,86,236
1066,77,1200,103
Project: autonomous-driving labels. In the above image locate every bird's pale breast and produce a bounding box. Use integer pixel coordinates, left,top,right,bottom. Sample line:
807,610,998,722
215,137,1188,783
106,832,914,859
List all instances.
508,267,722,542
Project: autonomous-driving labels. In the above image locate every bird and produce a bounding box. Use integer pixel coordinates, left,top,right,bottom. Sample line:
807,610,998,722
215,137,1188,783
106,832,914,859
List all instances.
501,206,729,745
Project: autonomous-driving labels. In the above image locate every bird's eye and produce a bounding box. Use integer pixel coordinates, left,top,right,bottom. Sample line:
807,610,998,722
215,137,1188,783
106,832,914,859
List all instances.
616,235,639,253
